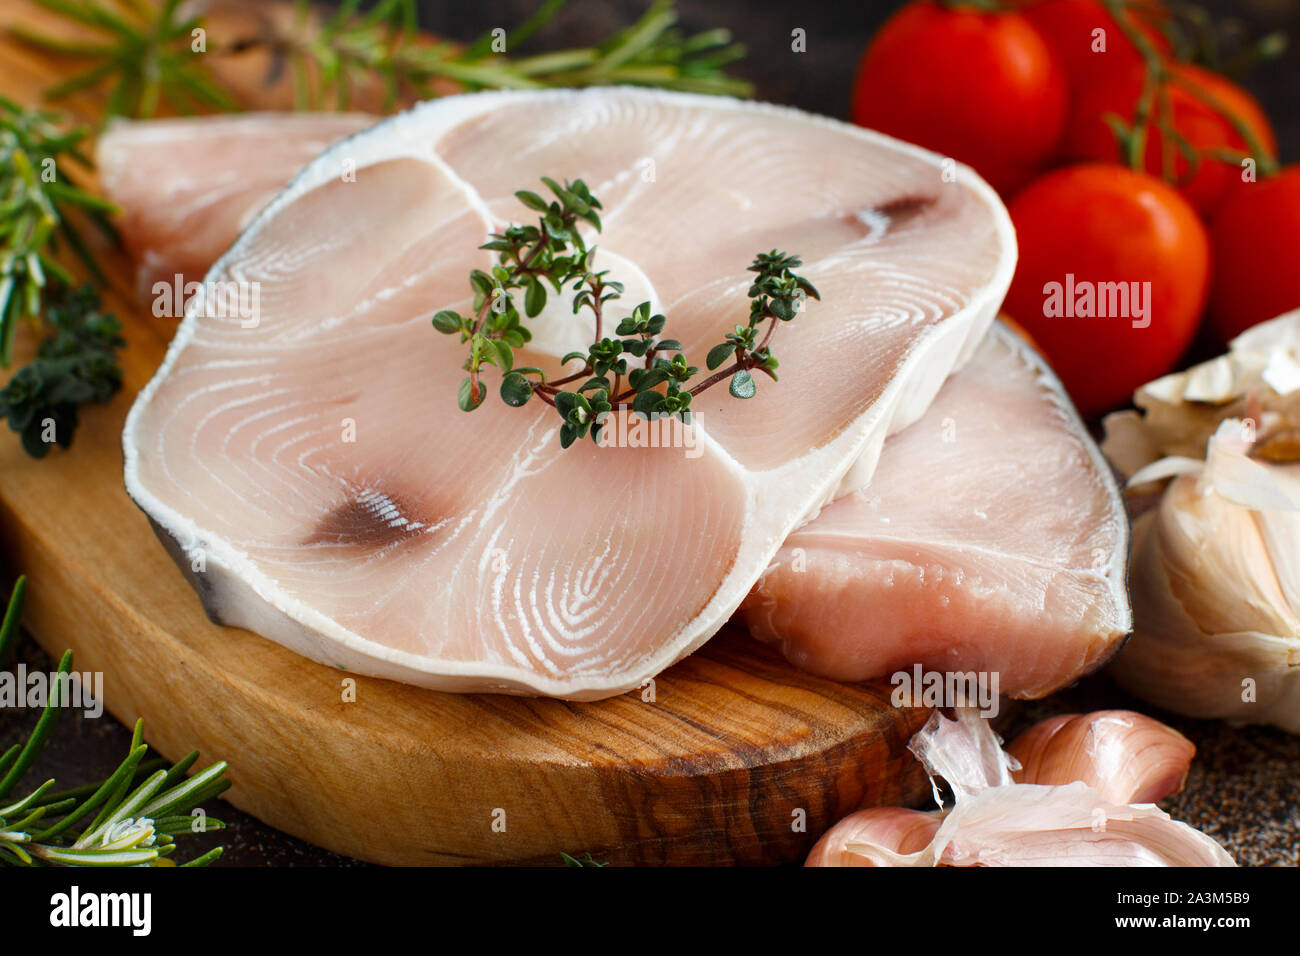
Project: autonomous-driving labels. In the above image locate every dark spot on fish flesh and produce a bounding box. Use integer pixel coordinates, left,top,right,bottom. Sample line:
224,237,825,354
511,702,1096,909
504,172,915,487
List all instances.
306,487,430,548
321,391,362,407
874,195,935,223
849,194,937,240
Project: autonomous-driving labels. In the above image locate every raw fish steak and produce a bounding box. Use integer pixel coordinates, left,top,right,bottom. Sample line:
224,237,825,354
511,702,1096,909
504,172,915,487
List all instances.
122,89,1015,698
741,323,1130,698
98,112,376,297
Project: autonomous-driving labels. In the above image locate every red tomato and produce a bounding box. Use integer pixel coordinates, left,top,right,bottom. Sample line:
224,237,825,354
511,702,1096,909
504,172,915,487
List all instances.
1063,61,1277,217
1002,164,1210,416
1021,0,1170,91
851,2,1067,195
1209,166,1300,341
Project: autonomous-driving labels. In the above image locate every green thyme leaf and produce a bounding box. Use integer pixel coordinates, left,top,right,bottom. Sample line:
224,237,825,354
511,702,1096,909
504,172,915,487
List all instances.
706,342,735,371
432,309,462,334
500,372,533,407
524,278,547,317
458,376,486,411
729,369,756,399
515,190,550,212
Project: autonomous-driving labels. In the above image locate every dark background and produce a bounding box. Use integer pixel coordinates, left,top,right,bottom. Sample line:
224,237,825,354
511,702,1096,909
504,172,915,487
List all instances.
4,0,1299,867
417,0,1300,161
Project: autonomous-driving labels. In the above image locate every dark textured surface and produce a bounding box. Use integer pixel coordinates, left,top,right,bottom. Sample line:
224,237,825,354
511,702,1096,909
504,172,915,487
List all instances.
413,0,1300,162
1,633,368,867
5,0,1299,867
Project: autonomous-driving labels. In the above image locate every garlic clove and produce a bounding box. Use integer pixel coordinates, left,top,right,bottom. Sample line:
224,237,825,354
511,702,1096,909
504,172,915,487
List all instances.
846,783,1234,867
804,807,941,867
808,709,1234,867
1007,710,1195,805
1159,468,1299,638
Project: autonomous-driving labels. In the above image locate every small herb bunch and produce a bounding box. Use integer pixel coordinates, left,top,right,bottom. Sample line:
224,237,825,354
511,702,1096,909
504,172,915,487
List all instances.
0,96,116,367
0,578,230,867
0,285,125,458
432,178,818,449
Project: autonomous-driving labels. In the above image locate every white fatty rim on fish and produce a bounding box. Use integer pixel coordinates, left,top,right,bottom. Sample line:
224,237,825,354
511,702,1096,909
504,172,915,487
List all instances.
122,88,1018,698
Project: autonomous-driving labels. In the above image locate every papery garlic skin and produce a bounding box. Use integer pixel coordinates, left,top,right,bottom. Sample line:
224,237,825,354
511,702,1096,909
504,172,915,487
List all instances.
807,709,1234,868
846,783,1234,868
1103,308,1300,480
1008,710,1194,805
1109,422,1300,732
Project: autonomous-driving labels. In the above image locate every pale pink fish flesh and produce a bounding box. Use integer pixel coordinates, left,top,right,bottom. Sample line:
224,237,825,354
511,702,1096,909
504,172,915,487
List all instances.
121,90,1015,698
98,112,377,298
742,322,1131,699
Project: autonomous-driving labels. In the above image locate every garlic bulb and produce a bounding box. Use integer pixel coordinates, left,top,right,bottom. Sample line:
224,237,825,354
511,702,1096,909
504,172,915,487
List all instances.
1111,422,1300,730
1102,309,1300,733
806,709,1232,867
1007,710,1194,805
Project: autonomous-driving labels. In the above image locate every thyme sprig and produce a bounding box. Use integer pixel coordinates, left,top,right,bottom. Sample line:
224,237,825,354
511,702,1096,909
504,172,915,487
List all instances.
0,577,230,867
432,178,818,449
14,0,751,117
0,97,117,368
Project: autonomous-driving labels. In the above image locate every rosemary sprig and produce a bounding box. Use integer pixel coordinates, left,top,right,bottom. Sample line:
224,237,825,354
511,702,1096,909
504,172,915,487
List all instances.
13,0,239,117
14,0,751,117
432,177,817,449
299,0,752,102
0,96,117,368
0,285,125,457
0,576,230,867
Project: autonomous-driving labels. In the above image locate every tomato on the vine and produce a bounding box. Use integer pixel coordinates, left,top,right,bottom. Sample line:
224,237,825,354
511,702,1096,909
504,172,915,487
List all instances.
1063,61,1277,216
1001,164,1210,416
851,1,1067,195
1209,166,1300,342
1021,0,1171,90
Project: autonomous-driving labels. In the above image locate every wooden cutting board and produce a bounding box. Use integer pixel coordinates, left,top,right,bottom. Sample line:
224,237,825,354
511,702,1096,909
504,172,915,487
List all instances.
0,2,931,865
